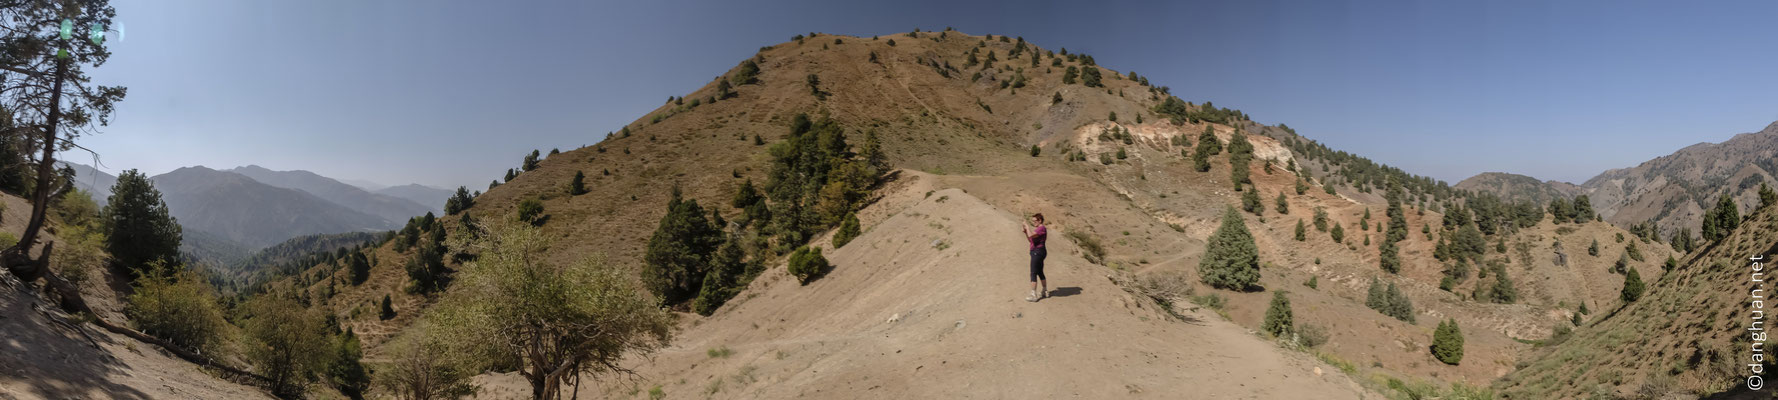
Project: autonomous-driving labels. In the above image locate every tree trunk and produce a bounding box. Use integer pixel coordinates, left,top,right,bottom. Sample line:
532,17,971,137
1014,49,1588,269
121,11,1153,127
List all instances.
4,54,67,281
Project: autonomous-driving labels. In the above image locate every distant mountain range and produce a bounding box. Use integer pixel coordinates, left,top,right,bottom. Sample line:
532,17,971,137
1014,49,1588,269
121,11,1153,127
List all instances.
66,163,448,260
1457,120,1778,238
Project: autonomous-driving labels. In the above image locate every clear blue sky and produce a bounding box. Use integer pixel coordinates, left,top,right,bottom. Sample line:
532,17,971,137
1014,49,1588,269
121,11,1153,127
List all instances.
82,0,1778,189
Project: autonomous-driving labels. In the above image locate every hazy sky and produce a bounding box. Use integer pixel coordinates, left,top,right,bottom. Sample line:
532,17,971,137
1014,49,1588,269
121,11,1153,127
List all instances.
82,0,1778,189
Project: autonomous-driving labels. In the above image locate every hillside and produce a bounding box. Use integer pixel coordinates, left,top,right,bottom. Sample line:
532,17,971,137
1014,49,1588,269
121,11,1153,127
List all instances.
1578,121,1778,238
1455,172,1581,205
152,166,392,249
1498,203,1778,398
261,30,1686,398
228,165,436,225
62,162,118,203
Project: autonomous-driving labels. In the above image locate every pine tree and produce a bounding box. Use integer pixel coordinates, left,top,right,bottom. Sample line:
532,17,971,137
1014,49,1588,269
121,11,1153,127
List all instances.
523,149,541,171
1294,219,1307,241
1702,193,1741,242
642,186,724,305
1242,188,1263,215
379,294,395,320
1761,182,1778,211
1431,319,1464,365
104,169,183,278
1275,192,1290,215
568,171,588,195
1486,268,1518,304
1198,207,1260,291
445,186,475,215
1313,207,1329,232
1384,282,1416,323
1262,291,1294,338
1621,267,1645,303
1379,240,1401,274
1331,223,1345,243
1588,238,1599,256
348,253,371,286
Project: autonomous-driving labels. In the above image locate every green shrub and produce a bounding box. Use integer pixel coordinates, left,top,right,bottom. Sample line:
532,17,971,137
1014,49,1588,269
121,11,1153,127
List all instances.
1621,267,1645,303
243,296,332,396
1432,318,1465,365
788,246,830,285
1029,145,1041,157
127,267,229,355
517,197,545,224
832,212,861,248
1298,324,1329,348
1365,278,1416,324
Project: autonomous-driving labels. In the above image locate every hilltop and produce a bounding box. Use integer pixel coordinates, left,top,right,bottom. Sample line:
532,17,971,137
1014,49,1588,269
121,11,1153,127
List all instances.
1454,172,1581,205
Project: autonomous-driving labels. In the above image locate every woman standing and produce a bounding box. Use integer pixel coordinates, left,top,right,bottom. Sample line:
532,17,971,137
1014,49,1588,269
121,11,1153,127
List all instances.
1023,213,1048,302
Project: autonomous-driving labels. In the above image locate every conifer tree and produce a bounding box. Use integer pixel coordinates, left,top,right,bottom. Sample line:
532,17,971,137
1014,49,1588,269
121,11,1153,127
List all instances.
1198,207,1260,291
568,171,588,195
104,170,183,278
1262,291,1294,337
379,294,395,320
1294,219,1307,241
1432,319,1464,365
1275,192,1290,215
1621,267,1644,303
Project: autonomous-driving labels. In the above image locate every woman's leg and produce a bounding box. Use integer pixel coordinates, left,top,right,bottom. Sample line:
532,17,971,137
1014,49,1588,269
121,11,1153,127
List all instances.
1035,248,1048,295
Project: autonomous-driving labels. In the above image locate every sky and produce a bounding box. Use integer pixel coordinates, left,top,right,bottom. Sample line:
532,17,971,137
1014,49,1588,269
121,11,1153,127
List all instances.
81,0,1778,189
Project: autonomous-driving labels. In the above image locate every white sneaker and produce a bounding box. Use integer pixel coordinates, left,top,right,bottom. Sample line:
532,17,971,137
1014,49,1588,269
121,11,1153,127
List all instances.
1026,291,1039,302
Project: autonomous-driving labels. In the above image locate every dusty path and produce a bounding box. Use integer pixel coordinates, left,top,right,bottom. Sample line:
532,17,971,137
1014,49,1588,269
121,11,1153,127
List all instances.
478,184,1373,399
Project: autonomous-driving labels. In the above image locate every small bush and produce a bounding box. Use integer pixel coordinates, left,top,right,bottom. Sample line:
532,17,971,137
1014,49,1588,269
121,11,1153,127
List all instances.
127,267,229,355
1298,324,1329,348
832,212,861,248
788,246,829,285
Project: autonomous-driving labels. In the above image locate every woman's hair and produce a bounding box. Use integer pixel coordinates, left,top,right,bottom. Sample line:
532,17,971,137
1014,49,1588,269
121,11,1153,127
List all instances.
1032,213,1045,223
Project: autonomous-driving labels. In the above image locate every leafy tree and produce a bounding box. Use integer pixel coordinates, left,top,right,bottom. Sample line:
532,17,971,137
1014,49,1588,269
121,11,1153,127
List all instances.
445,186,475,215
126,267,227,355
1198,207,1260,291
1432,319,1464,365
1621,267,1645,303
328,328,371,399
380,294,396,320
432,223,674,400
376,332,477,400
1275,192,1290,215
104,169,182,278
1294,219,1307,241
643,186,723,305
1262,291,1293,337
788,245,830,285
244,296,333,397
833,212,861,248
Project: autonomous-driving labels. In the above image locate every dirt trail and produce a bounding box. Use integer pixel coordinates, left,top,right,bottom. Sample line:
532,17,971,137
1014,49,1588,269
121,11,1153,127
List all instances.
478,184,1372,399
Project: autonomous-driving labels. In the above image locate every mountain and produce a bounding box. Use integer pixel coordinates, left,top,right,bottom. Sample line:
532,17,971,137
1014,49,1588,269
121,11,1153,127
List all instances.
338,178,387,191
226,165,435,224
1453,172,1581,205
373,184,450,213
62,162,118,203
1575,121,1778,238
151,166,392,249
